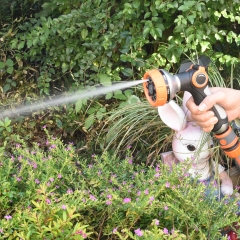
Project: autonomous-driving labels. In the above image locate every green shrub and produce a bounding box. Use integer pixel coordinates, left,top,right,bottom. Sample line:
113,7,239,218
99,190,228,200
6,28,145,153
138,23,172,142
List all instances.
0,130,238,239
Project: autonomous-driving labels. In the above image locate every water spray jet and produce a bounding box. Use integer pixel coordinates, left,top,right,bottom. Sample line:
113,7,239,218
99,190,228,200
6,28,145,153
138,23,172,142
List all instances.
0,79,148,119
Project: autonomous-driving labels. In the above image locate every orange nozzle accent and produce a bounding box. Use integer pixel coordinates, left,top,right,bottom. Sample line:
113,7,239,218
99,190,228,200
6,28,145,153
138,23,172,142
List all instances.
143,69,167,107
225,142,240,159
187,65,208,88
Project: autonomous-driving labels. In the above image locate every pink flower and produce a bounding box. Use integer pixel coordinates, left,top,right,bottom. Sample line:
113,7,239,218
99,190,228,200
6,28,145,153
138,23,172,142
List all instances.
163,228,169,234
164,206,168,210
90,195,97,201
123,198,131,203
107,194,112,199
4,215,12,220
165,182,170,188
62,205,67,210
155,219,159,226
149,196,154,201
112,227,118,233
134,228,143,236
106,200,112,205
35,179,40,184
57,174,62,179
46,199,51,204
67,189,73,194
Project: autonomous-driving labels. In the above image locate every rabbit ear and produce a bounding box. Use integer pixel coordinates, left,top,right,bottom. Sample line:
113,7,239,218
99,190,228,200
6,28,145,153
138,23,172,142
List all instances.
158,100,187,131
182,91,193,121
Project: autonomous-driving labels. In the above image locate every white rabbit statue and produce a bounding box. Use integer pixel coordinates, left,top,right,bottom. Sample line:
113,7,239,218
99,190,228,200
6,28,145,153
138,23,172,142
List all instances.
159,91,233,196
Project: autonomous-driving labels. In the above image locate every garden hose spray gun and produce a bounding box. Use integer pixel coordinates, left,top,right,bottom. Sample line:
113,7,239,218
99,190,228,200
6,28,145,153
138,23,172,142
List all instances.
142,56,240,165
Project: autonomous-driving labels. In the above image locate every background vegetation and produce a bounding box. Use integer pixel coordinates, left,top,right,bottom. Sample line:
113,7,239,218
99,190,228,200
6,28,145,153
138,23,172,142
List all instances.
0,0,239,239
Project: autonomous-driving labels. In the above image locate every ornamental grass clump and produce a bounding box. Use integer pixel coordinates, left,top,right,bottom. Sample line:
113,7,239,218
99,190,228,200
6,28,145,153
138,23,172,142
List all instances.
0,130,239,239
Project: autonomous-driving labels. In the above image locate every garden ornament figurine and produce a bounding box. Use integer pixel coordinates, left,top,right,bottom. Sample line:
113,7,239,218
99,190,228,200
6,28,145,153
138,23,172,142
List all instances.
159,91,234,197
159,92,240,239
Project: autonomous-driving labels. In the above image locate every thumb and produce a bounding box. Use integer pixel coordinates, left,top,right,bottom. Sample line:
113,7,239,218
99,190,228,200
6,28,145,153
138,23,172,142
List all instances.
198,90,226,111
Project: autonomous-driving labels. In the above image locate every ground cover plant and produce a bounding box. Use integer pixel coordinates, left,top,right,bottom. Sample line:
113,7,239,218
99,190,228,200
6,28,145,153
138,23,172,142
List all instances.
0,1,240,239
0,0,239,147
0,129,239,239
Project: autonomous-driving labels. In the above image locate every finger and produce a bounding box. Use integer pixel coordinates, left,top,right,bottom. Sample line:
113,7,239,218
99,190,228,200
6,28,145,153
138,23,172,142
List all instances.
194,116,218,133
198,90,226,111
191,111,215,123
186,97,202,114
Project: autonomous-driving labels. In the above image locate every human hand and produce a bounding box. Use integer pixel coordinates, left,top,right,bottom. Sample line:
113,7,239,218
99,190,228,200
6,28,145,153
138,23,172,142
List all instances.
186,87,240,132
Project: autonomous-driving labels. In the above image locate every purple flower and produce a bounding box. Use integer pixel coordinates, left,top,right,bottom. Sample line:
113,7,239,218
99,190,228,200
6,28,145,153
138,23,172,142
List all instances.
134,228,143,236
42,125,46,129
49,178,54,182
58,174,62,179
35,179,40,184
165,182,170,188
0,228,3,233
163,228,169,234
67,189,73,194
154,219,159,226
62,205,67,210
46,199,51,204
90,194,97,201
107,194,112,199
144,189,149,195
106,200,112,205
4,215,12,220
123,198,131,203
164,206,168,210
128,159,133,164
16,177,21,182
149,196,154,201
112,227,118,233
32,162,37,169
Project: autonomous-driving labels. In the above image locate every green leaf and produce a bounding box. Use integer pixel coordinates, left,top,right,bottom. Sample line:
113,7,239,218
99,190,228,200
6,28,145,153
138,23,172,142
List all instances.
98,74,112,86
105,92,113,100
62,63,68,73
187,15,195,24
144,12,151,19
63,211,67,222
56,119,63,128
114,94,127,100
124,89,132,98
7,67,13,74
4,117,11,127
0,62,5,69
75,99,83,113
6,59,14,67
121,68,133,77
18,41,25,50
3,84,11,92
87,107,97,114
84,114,94,129
133,0,140,8
127,95,140,104
96,111,103,120
200,41,210,52
27,40,32,48
81,29,88,40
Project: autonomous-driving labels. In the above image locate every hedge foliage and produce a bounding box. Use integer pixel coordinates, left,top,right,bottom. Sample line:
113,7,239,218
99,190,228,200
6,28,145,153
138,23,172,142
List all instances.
0,0,239,146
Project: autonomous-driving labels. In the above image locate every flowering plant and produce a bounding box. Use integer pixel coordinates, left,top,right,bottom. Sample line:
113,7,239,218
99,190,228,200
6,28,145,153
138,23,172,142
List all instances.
0,129,238,239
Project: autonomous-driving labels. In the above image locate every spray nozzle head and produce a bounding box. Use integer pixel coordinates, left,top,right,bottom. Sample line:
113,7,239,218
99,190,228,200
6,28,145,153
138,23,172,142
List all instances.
143,69,168,107
146,78,156,101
